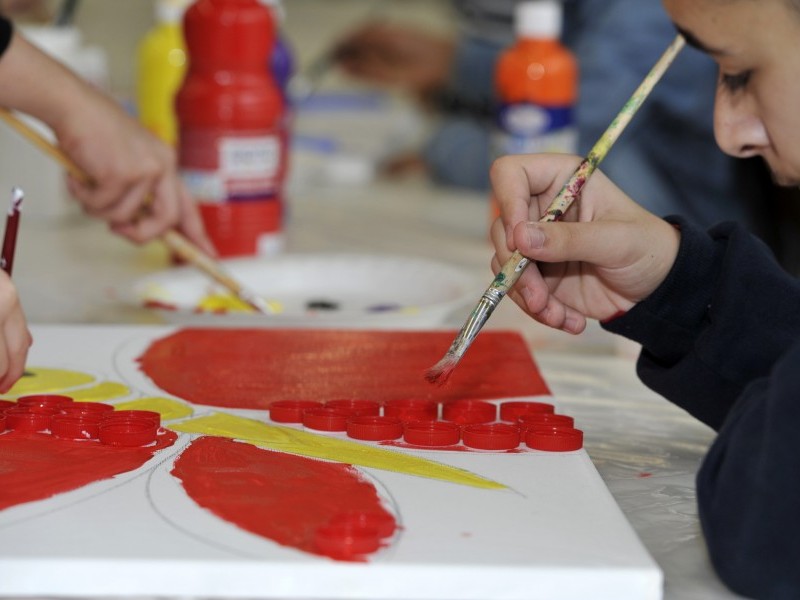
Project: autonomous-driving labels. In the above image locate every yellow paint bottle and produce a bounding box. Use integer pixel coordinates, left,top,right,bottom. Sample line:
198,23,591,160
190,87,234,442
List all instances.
135,0,192,145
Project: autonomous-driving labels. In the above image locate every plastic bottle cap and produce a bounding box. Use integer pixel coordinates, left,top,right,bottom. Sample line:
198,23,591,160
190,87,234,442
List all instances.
61,402,115,416
98,420,158,447
0,399,17,412
329,510,396,538
462,423,521,450
325,399,380,417
102,410,161,427
0,413,6,432
525,426,583,452
403,420,460,447
155,0,192,24
346,416,404,441
5,405,58,433
441,400,496,425
499,400,555,422
518,412,574,431
17,394,74,409
51,414,101,440
302,407,350,432
515,0,562,39
383,399,438,421
313,522,381,559
269,400,323,423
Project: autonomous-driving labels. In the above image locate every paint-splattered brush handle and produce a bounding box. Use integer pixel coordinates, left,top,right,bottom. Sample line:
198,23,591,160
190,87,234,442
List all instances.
490,34,686,297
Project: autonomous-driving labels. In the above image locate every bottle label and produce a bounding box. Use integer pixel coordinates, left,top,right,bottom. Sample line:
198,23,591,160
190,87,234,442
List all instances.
494,103,577,156
179,128,283,202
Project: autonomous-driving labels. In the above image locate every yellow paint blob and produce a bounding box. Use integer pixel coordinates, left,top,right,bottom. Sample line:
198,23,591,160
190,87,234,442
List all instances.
3,367,95,397
115,397,193,421
68,382,131,402
196,293,283,314
170,413,505,490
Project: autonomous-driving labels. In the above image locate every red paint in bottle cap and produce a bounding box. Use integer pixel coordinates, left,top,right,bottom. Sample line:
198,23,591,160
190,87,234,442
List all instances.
17,394,74,409
269,400,323,423
499,400,555,422
525,426,583,452
462,422,521,450
102,410,161,427
0,413,6,432
5,405,58,433
313,522,382,560
346,416,404,441
403,420,460,447
98,420,159,447
442,400,496,425
325,399,380,417
62,402,115,416
302,407,350,432
51,414,101,440
518,412,574,432
329,509,397,538
383,399,438,421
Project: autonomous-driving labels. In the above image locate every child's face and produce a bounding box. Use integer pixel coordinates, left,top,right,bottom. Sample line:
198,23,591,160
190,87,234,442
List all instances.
664,0,800,186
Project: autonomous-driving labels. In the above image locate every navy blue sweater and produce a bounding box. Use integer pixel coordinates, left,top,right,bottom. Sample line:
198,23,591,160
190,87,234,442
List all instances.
604,217,800,600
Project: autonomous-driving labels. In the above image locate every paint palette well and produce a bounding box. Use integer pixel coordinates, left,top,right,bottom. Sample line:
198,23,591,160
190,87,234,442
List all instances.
129,253,481,328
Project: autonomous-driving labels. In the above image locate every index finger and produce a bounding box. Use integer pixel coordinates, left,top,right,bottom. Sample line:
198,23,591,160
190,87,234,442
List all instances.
489,154,583,250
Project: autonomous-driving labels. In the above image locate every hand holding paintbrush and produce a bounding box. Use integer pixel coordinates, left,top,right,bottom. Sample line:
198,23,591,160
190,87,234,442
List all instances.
427,34,686,384
0,107,274,314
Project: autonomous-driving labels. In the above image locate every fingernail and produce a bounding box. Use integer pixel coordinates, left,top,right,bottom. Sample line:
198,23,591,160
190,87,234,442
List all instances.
526,224,545,249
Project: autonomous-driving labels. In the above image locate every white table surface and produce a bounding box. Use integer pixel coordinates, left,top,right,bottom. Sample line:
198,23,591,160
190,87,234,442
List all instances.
9,175,743,600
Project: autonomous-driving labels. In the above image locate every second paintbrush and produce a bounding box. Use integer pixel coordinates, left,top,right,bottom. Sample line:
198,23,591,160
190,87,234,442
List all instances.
426,33,687,385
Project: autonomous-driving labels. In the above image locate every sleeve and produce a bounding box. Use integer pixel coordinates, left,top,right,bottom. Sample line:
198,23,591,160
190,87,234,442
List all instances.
603,217,800,597
0,16,12,58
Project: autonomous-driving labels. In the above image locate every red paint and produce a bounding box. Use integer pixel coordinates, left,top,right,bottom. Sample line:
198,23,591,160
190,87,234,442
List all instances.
170,436,396,560
176,0,286,257
0,429,177,511
137,329,550,410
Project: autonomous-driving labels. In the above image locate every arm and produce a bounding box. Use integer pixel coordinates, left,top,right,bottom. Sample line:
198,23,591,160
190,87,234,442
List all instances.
0,21,213,252
490,152,800,597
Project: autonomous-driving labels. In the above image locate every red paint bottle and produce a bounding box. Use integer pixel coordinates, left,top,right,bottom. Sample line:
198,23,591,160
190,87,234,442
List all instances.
176,0,286,257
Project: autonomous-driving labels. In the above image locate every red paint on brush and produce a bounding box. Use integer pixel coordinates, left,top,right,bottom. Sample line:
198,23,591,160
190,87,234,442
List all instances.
137,329,550,410
0,429,177,511
171,436,396,560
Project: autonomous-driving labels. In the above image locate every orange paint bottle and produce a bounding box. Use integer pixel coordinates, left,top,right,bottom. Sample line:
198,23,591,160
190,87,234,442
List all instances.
490,1,578,222
494,0,578,156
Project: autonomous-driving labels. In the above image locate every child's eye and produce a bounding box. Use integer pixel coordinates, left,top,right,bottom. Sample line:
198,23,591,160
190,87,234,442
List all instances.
720,70,752,92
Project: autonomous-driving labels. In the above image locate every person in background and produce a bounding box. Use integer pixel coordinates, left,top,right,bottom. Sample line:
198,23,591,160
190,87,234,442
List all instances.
334,0,765,227
0,16,214,391
489,0,800,596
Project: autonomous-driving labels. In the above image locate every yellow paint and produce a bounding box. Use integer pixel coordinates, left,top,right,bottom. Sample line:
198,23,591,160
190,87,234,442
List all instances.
115,397,193,421
170,413,505,490
2,367,95,397
68,382,131,402
196,293,283,314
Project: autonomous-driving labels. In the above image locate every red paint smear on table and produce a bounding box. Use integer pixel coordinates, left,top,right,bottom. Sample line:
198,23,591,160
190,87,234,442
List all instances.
171,436,395,560
0,429,177,511
137,328,550,410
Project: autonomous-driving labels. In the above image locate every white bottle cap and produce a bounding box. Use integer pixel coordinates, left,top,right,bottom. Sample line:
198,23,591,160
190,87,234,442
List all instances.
515,0,563,39
155,0,192,24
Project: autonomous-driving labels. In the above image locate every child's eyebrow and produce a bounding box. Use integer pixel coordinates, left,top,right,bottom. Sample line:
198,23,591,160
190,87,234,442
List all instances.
675,25,728,57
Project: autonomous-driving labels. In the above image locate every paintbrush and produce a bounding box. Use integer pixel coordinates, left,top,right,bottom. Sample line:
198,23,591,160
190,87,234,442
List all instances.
1,187,23,276
0,107,275,314
426,34,686,385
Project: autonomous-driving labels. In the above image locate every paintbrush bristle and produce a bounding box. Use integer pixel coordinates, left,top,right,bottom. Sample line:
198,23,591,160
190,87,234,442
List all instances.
425,354,458,386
